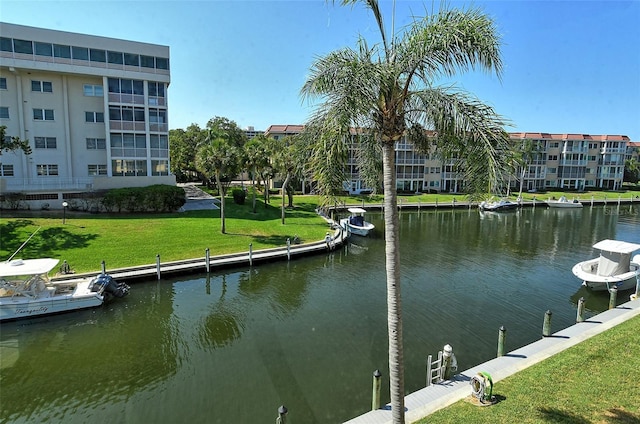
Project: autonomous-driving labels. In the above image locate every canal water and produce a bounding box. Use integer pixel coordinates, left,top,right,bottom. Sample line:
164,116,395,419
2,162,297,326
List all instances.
1,204,639,424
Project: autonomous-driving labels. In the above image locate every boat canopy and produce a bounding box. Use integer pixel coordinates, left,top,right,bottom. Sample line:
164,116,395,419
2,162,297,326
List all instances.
592,240,640,254
347,208,367,215
593,240,640,277
0,258,59,277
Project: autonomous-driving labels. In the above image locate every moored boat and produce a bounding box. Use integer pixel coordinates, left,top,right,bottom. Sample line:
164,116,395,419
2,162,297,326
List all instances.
478,198,519,212
0,258,130,322
546,196,583,208
340,207,375,236
572,239,640,291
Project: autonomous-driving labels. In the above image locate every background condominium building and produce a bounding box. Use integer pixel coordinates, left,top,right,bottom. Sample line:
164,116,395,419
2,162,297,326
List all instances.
0,22,173,206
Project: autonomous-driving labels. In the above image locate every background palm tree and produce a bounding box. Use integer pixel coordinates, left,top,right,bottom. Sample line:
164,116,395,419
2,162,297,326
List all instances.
300,1,511,422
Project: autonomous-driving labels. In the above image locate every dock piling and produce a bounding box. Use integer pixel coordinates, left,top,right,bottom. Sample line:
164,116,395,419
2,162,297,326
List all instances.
101,260,106,274
371,369,382,410
249,243,253,266
542,310,552,337
276,405,288,424
286,238,291,261
156,254,161,280
576,297,585,322
609,286,618,309
497,326,506,357
205,248,210,273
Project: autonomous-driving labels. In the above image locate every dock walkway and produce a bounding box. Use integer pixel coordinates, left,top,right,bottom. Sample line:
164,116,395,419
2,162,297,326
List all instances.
345,296,640,424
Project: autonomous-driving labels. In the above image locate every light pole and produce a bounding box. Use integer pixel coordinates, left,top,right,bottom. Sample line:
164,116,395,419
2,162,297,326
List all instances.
62,201,68,224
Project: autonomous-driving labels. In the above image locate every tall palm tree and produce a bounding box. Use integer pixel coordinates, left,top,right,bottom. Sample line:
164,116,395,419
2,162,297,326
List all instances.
300,2,511,422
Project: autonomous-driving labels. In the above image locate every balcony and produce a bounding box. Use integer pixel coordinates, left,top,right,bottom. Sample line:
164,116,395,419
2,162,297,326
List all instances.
2,177,95,193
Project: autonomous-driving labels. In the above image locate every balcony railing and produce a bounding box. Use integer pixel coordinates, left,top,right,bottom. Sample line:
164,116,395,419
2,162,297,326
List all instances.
2,177,95,192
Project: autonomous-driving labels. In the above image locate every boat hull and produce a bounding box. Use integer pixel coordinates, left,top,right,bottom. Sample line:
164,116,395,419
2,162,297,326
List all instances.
572,259,640,291
345,222,375,237
0,280,104,322
546,202,583,208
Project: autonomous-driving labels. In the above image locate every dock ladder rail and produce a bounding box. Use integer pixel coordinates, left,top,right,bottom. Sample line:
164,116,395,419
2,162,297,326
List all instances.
426,350,444,386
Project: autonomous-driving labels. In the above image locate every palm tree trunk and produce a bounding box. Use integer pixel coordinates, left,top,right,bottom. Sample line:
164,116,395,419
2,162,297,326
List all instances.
281,172,290,224
382,141,405,423
215,172,225,234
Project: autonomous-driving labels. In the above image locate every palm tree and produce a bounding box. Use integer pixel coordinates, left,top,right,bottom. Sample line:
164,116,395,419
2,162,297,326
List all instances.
300,2,511,422
195,130,241,234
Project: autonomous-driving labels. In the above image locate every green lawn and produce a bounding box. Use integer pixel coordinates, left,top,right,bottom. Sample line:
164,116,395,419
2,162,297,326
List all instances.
0,196,329,274
416,314,640,424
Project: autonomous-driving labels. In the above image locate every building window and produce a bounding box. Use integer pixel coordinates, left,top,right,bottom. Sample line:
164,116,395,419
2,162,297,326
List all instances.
33,109,54,121
155,57,169,70
108,78,144,95
110,133,147,157
85,111,104,123
0,77,6,90
86,138,106,149
1,164,14,177
140,55,155,68
83,84,103,97
36,164,58,176
548,167,556,174
150,134,168,158
107,51,123,64
88,164,107,176
124,53,139,66
89,48,106,62
112,159,147,176
149,108,166,123
550,142,559,148
109,106,145,122
0,107,9,119
31,80,53,92
34,137,57,149
53,44,71,59
152,160,169,176
13,39,33,54
548,155,558,161
72,46,89,60
148,82,165,97
0,37,12,52
34,41,52,56
588,155,597,161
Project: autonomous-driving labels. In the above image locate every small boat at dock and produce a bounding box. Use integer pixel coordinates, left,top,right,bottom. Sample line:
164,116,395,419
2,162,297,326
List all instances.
572,239,640,291
340,207,375,237
546,196,583,208
0,258,130,322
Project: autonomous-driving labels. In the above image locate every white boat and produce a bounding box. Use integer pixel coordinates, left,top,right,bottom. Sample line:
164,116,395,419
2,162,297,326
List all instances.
572,240,640,291
478,198,519,212
0,258,130,322
340,207,375,236
546,196,583,208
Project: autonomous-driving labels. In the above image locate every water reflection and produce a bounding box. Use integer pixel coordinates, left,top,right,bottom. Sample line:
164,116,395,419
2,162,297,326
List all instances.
1,205,638,423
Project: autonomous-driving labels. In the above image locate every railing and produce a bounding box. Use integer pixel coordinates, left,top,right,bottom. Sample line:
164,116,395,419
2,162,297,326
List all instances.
2,177,94,192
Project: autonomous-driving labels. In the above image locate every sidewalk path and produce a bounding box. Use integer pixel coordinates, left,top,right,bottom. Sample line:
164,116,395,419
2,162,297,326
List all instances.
178,183,219,211
345,296,640,424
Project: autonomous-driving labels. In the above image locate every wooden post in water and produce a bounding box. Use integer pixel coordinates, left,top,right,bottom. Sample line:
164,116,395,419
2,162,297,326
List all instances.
371,369,382,410
286,238,291,261
156,254,161,280
205,248,210,273
426,354,432,387
576,297,585,322
497,326,506,357
101,260,106,274
249,243,253,266
442,344,455,380
608,287,618,309
542,310,552,337
276,405,288,424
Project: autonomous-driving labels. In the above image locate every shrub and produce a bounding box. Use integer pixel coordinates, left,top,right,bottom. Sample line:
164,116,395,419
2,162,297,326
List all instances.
101,185,186,213
232,188,246,205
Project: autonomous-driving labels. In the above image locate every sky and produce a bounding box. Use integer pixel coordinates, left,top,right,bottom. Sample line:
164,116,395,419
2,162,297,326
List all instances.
2,0,639,140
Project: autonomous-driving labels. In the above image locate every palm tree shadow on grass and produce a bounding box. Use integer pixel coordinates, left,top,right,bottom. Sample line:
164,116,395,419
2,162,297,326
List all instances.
537,407,591,424
1,223,99,259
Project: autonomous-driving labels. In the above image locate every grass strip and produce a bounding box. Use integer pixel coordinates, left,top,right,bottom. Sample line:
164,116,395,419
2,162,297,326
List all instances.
417,314,640,423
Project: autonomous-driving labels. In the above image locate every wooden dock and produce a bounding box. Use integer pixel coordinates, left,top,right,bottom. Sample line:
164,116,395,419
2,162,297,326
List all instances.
51,225,347,284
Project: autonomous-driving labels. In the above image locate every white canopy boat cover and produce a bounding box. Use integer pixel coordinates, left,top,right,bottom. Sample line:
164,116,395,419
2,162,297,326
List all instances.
347,207,367,214
0,258,59,277
592,240,640,277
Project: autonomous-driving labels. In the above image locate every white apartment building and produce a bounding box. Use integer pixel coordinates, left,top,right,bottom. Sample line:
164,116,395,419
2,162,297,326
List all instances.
0,22,174,206
265,125,631,194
